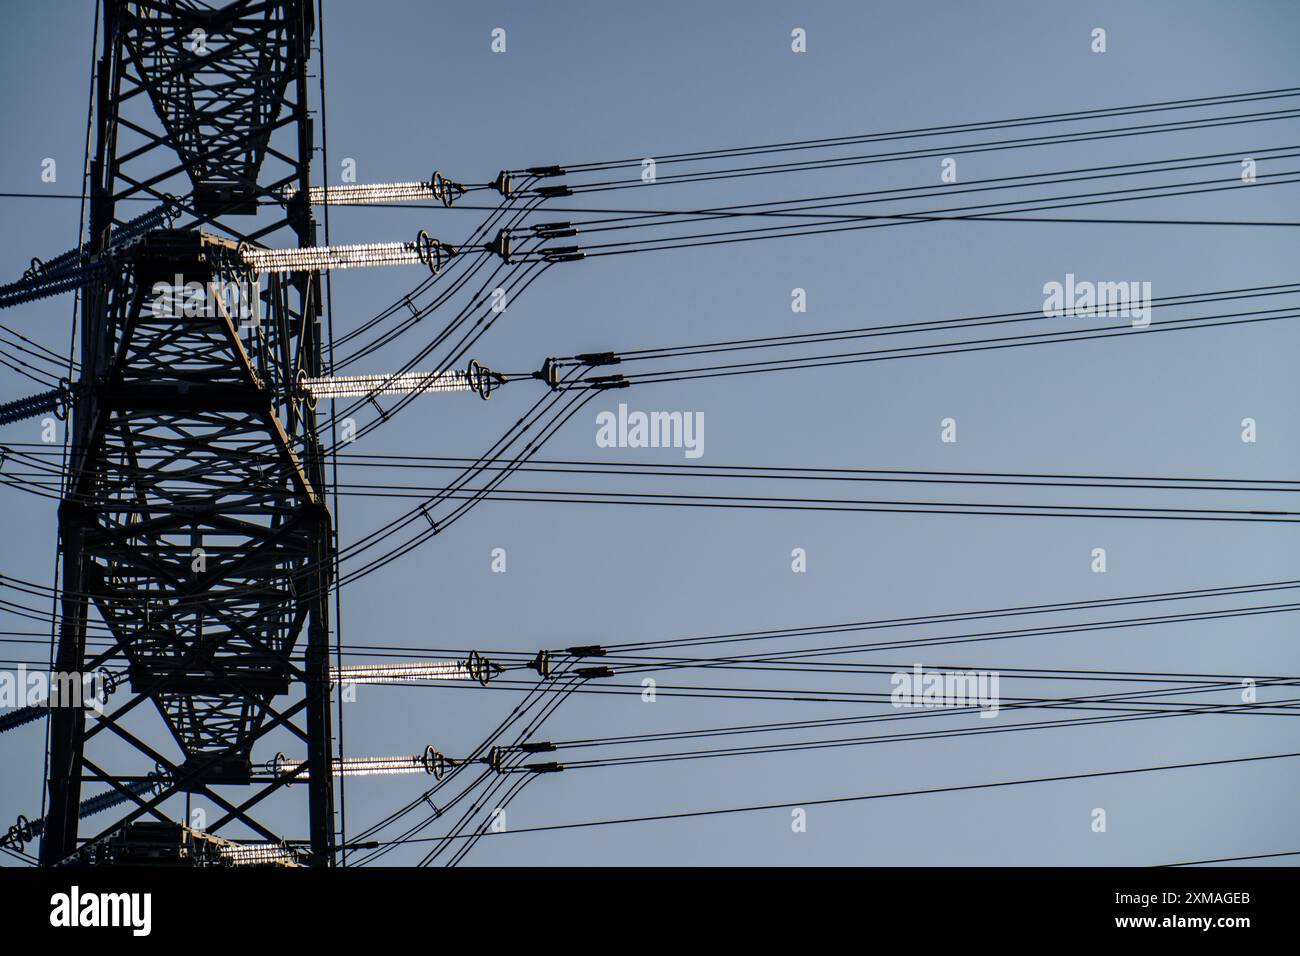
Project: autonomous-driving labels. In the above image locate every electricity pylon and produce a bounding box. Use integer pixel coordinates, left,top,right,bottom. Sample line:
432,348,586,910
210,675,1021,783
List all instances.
39,0,336,866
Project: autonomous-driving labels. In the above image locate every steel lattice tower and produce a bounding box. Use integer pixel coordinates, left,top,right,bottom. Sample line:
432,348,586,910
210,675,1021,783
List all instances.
41,0,335,866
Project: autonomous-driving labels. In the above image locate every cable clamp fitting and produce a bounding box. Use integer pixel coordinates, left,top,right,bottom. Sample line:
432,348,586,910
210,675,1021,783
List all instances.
575,351,619,367
530,649,553,677
486,229,512,263
585,374,627,390
543,246,584,264
532,358,561,391
532,221,578,239
524,762,564,774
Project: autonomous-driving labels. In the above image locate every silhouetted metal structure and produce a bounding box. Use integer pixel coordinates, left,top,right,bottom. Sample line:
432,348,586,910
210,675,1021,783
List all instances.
40,0,335,866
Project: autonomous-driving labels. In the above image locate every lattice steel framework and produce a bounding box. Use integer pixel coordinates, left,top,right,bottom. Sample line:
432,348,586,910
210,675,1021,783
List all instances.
41,0,336,866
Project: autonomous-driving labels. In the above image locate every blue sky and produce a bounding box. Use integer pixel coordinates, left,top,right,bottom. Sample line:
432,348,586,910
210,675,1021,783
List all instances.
1,0,1298,865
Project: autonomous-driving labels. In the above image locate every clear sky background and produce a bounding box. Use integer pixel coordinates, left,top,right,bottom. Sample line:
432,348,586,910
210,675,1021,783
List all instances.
0,0,1298,865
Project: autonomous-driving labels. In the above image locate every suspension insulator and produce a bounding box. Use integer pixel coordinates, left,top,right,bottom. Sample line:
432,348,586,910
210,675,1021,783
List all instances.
0,258,110,310
0,705,45,735
0,386,66,427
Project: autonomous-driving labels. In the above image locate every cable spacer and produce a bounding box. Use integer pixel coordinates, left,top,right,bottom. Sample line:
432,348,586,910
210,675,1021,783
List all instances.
419,504,437,532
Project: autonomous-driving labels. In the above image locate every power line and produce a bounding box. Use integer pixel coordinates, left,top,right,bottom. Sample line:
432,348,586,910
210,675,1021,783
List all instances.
368,750,1300,845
